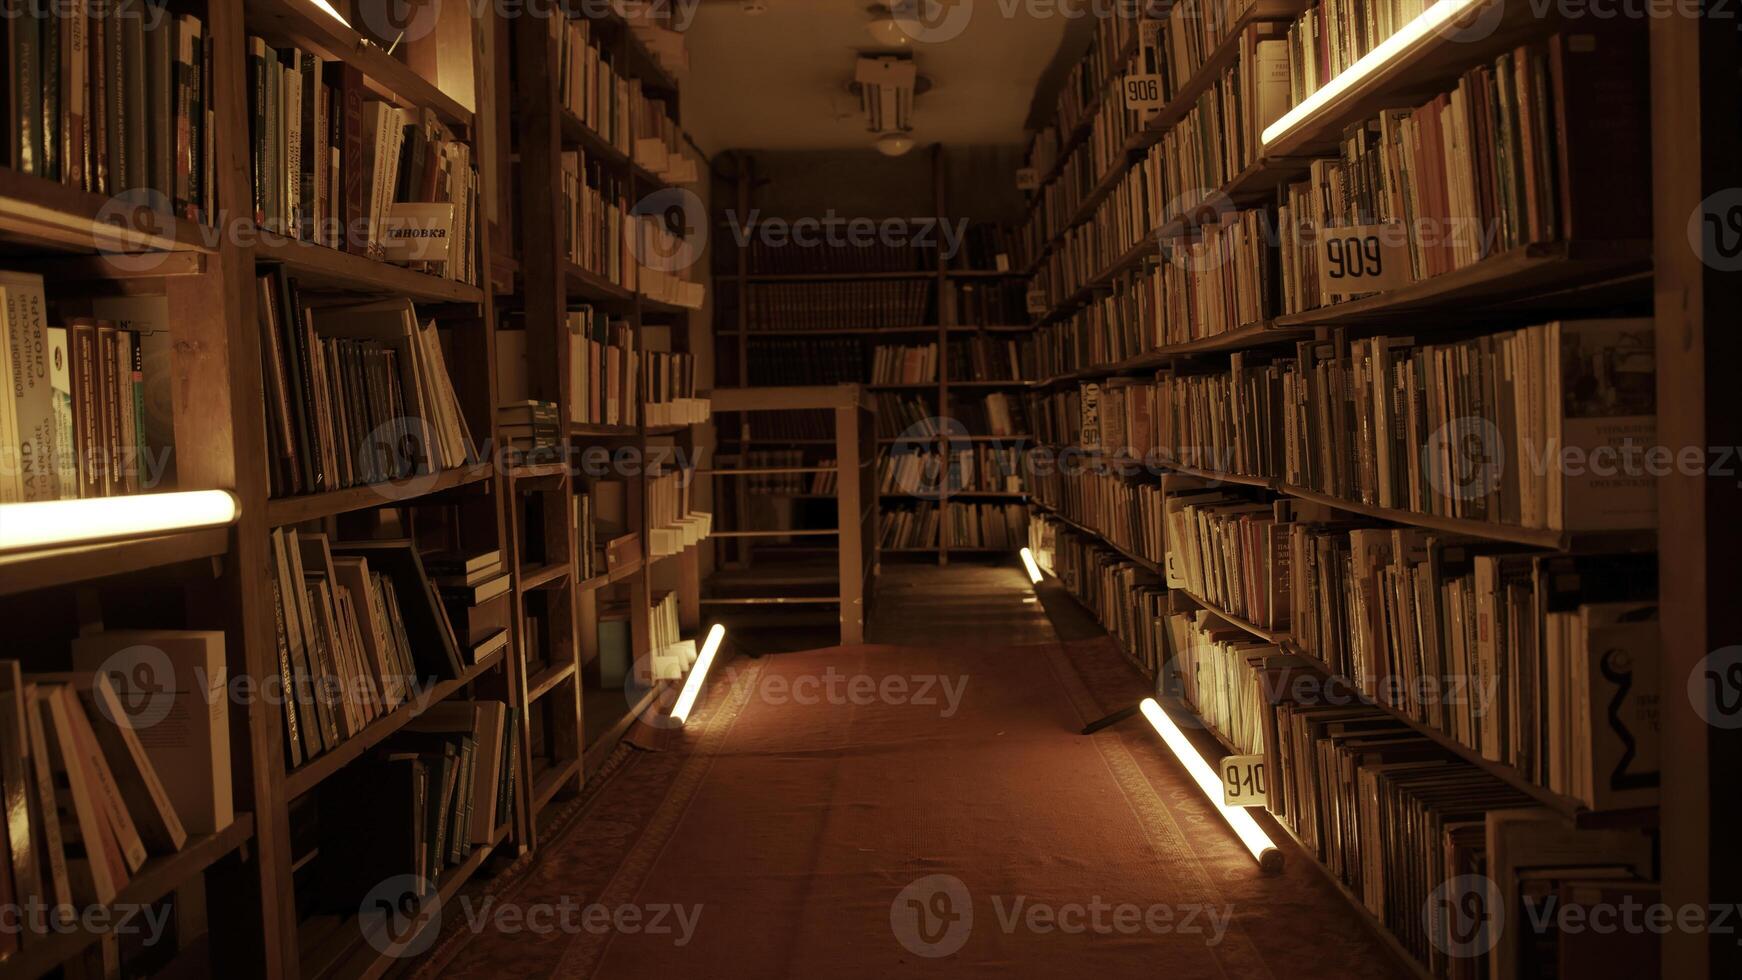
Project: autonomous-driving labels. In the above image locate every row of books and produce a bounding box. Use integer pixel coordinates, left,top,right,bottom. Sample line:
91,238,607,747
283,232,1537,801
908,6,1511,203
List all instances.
561,150,632,288
576,481,635,580
556,15,639,158
950,224,1019,272
268,530,483,768
566,306,638,427
1026,462,1168,568
744,281,933,330
315,698,518,911
497,400,558,461
947,335,1036,383
729,409,833,443
1266,688,1656,979
871,343,938,385
746,338,864,386
256,275,477,499
0,635,231,925
1023,89,1148,265
731,240,937,276
1284,519,1658,808
0,273,181,501
1031,155,1156,309
878,501,1025,550
246,41,479,284
1276,34,1646,313
1164,609,1270,755
955,393,1031,439
951,280,1029,326
878,446,1023,496
1029,517,1170,676
7,5,215,221
1070,317,1657,532
1032,9,1139,160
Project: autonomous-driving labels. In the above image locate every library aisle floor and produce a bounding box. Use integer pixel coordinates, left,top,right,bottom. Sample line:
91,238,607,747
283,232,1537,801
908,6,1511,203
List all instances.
415,566,1409,979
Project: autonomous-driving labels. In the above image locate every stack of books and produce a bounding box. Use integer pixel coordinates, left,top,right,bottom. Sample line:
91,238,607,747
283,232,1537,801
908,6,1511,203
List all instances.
498,400,560,460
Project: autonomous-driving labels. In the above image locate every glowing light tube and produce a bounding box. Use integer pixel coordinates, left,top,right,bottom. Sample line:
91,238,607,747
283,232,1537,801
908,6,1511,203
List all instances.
1139,698,1282,871
0,490,239,554
1262,0,1488,149
1020,547,1043,584
670,624,726,726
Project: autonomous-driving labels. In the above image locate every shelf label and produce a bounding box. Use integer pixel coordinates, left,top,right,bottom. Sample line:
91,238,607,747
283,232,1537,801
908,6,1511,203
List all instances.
1025,286,1049,316
1220,754,1269,807
1314,222,1414,297
1016,167,1040,191
1123,74,1164,111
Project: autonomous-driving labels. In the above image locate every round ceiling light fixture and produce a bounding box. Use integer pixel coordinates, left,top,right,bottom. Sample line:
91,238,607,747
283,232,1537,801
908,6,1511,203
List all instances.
875,132,916,156
866,9,918,46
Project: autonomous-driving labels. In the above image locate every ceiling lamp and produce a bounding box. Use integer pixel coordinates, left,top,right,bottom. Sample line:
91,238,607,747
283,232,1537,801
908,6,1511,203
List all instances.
866,3,918,46
875,133,916,156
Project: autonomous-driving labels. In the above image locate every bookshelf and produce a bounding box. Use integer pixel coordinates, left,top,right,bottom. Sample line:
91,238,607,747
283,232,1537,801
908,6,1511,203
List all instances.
506,0,709,849
1014,2,1679,977
712,148,1035,565
0,0,703,975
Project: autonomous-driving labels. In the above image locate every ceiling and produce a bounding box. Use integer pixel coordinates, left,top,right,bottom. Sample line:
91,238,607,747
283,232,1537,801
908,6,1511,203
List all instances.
680,0,1081,154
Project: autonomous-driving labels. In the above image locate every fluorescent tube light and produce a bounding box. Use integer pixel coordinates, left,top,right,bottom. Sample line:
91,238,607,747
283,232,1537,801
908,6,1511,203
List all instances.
1020,547,1043,584
670,623,726,725
1138,698,1282,871
0,490,239,554
1261,0,1489,148
308,0,352,28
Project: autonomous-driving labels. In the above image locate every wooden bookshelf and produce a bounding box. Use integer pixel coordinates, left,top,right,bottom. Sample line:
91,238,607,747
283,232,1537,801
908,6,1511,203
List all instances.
0,527,233,597
264,465,494,526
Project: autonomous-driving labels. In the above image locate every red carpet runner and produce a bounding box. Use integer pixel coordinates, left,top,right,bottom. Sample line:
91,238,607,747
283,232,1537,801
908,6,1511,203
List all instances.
414,639,1410,979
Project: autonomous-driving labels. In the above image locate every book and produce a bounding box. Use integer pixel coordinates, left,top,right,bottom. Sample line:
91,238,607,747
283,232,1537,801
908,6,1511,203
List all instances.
69,630,232,834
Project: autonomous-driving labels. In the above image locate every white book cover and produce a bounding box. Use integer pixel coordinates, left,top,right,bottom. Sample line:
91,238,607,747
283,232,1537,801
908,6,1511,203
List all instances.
0,271,59,500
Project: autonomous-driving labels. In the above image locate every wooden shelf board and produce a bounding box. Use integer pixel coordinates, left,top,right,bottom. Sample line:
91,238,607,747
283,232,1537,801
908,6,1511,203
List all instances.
244,0,472,128
557,112,670,190
0,815,256,980
1272,241,1654,328
506,462,569,482
0,167,216,255
1260,0,1563,160
283,645,507,801
1030,321,1309,386
266,465,493,526
569,423,640,437
724,325,1033,337
516,561,570,591
607,557,645,583
564,261,635,304
1030,499,1161,574
526,661,579,703
1278,483,1657,551
256,235,484,304
0,526,230,597
881,491,1028,500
